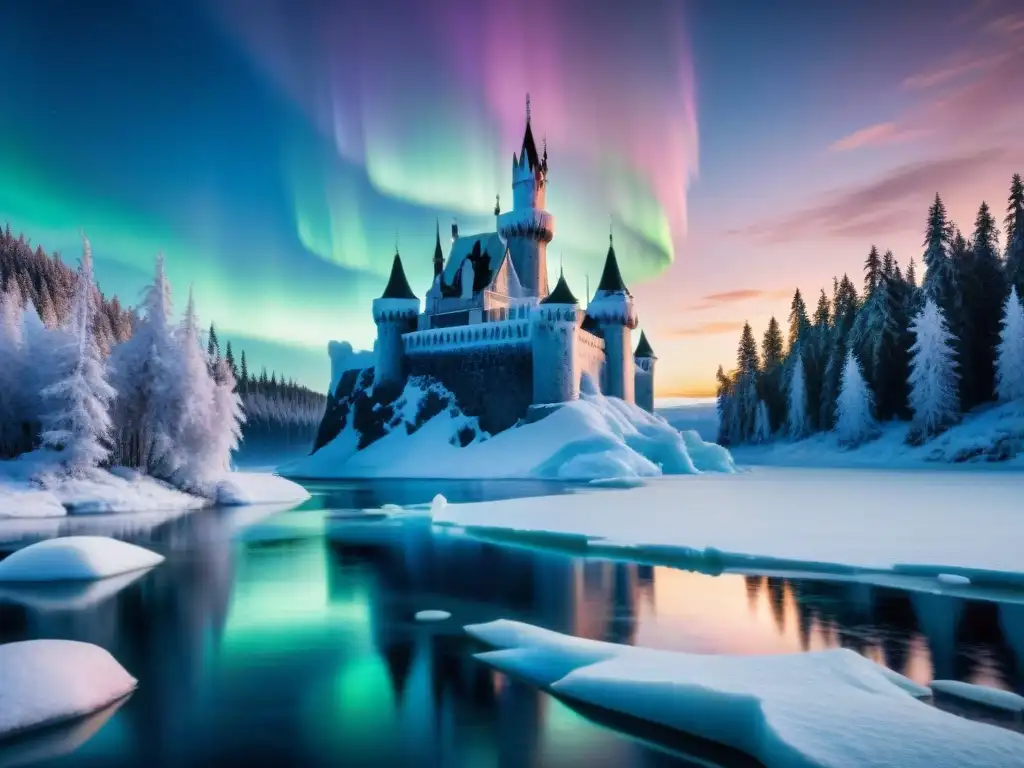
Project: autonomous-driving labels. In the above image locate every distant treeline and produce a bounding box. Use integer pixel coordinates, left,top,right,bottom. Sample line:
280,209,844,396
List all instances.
716,172,1024,448
0,225,134,350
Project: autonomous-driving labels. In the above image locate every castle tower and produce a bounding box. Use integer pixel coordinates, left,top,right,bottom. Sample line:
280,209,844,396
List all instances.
498,94,555,299
372,250,419,389
432,219,444,279
633,331,657,413
532,270,580,405
588,231,638,402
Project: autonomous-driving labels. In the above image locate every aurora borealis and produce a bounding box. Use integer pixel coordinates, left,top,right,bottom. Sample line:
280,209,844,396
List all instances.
2,0,1023,394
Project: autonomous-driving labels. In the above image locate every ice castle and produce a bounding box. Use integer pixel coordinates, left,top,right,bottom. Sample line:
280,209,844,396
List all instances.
365,97,657,434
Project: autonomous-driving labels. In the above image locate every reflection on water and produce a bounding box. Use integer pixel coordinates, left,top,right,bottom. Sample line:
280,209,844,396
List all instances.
0,478,1022,767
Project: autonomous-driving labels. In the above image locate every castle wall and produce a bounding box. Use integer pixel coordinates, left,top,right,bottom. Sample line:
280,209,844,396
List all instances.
574,328,606,393
406,343,533,434
601,324,635,403
532,305,578,405
634,361,654,413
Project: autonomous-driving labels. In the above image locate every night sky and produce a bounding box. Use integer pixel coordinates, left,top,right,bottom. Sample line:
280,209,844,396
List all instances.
1,0,1022,394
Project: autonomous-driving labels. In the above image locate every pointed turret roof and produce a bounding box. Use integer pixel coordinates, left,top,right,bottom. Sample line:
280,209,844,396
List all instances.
432,220,444,273
634,330,656,359
541,269,579,305
380,251,417,300
518,94,541,170
596,233,629,294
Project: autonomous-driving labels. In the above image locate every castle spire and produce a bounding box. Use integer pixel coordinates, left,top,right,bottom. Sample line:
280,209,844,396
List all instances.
433,218,444,278
518,93,541,170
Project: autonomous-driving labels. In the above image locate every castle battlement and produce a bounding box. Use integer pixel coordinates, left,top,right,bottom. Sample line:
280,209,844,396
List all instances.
367,98,657,432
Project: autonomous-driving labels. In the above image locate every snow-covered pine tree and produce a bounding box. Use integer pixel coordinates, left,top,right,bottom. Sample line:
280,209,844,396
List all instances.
1005,173,1024,300
170,287,218,492
715,365,734,445
207,322,220,361
0,284,25,457
19,301,57,449
995,286,1024,403
787,351,809,438
40,236,116,474
908,298,960,437
108,253,181,474
224,340,238,381
835,349,877,446
754,400,770,443
209,357,245,475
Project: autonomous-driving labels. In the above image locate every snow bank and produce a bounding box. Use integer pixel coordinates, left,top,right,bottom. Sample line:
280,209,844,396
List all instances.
281,378,735,481
733,400,1024,469
930,680,1024,714
214,472,311,506
414,609,451,622
0,640,137,739
46,468,205,514
432,467,1024,582
0,536,164,582
0,486,66,519
465,620,1024,768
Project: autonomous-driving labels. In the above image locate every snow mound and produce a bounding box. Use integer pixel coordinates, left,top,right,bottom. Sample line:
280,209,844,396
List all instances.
281,377,735,481
0,486,66,519
0,640,137,739
414,609,451,622
465,620,1024,768
214,472,311,506
931,680,1024,714
0,536,164,582
936,573,971,586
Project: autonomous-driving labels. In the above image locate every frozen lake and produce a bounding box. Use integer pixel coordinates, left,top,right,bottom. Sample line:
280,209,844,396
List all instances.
0,472,1022,766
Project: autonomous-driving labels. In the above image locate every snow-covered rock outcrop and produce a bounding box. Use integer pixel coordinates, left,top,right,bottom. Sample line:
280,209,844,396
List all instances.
0,640,137,739
281,374,734,481
465,619,1024,768
0,536,164,582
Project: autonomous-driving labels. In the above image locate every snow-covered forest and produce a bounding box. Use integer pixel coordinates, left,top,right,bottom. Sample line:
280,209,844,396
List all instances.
203,325,326,453
717,172,1024,448
1,234,245,494
0,228,326,474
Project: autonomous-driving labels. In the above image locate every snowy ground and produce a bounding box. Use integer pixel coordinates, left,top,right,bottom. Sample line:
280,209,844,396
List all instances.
426,467,1024,586
721,401,1024,470
465,619,1024,768
0,451,310,520
281,387,735,481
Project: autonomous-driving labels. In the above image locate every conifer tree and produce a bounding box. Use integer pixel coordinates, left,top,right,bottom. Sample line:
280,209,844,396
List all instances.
922,194,958,321
760,316,785,430
835,349,877,446
733,323,760,440
715,364,735,445
787,351,809,438
996,286,1024,403
908,298,959,437
207,323,220,361
967,201,1006,404
172,288,218,491
40,237,115,474
224,340,238,381
239,349,249,389
787,288,810,351
1005,173,1024,299
864,245,882,298
906,258,918,289
754,400,770,443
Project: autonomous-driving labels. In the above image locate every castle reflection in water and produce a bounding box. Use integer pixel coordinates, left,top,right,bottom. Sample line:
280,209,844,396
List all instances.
0,498,1022,766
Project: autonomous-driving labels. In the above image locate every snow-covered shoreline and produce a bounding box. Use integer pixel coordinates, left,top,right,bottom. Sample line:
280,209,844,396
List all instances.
280,383,735,481
0,461,310,520
424,467,1024,587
